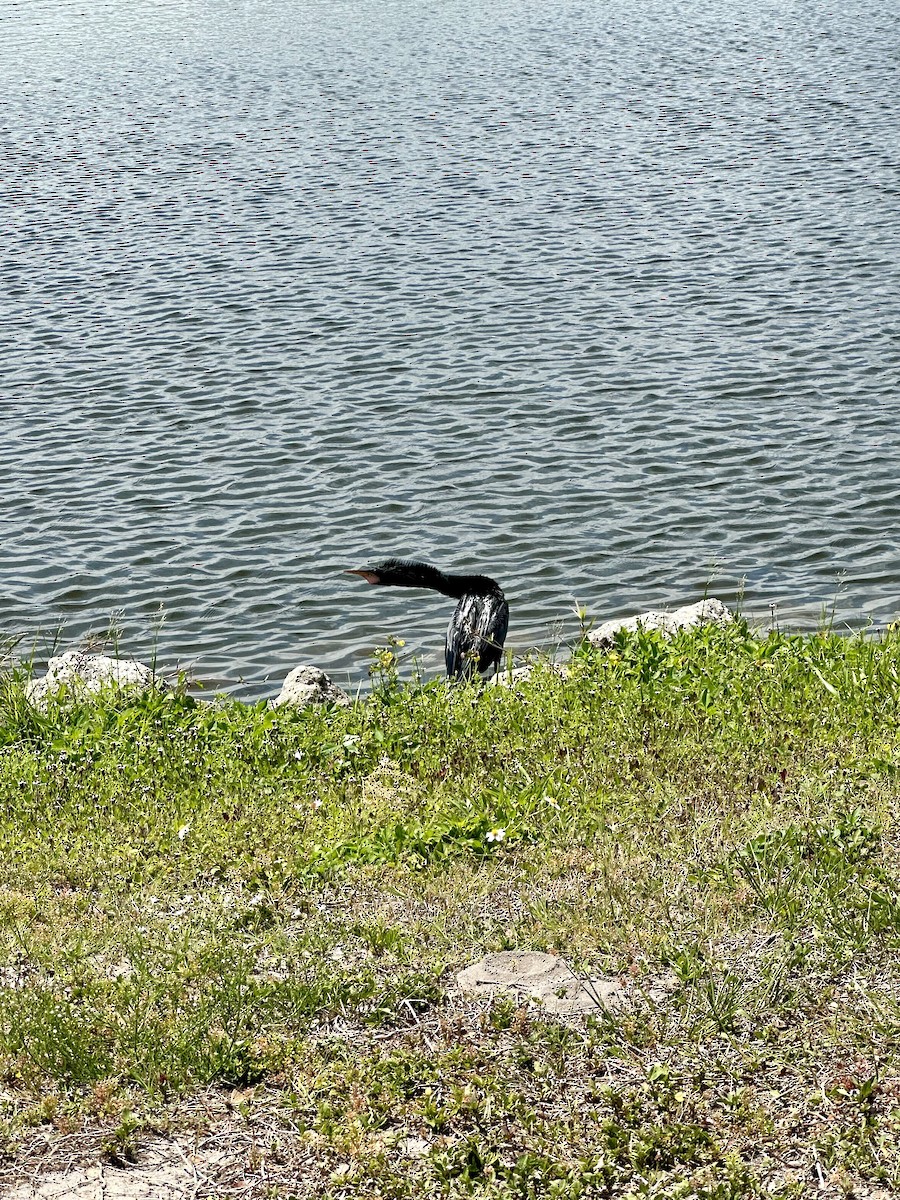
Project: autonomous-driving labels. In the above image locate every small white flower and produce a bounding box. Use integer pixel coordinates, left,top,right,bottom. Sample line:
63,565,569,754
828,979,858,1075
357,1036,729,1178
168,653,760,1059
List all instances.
486,827,506,843
293,749,303,760
177,823,191,841
311,799,323,811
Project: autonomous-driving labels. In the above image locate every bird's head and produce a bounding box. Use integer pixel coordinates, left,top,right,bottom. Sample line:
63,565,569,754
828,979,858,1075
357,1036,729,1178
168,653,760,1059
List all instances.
345,558,440,589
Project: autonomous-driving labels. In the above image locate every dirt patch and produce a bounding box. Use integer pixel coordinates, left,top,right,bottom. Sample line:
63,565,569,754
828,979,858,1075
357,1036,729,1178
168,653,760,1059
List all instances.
6,1138,222,1199
0,1088,320,1200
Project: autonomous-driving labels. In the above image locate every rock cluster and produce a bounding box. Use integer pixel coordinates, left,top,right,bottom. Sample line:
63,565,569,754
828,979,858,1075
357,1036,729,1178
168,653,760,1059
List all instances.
587,597,732,650
25,649,165,708
25,651,353,711
23,599,732,710
272,665,351,708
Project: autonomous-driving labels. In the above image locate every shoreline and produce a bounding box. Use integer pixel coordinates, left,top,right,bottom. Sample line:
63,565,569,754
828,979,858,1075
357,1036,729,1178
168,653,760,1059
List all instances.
9,594,900,711
5,595,899,706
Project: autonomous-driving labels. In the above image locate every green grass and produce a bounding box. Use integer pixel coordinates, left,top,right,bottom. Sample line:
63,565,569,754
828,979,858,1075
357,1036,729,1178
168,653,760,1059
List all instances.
1,620,900,1195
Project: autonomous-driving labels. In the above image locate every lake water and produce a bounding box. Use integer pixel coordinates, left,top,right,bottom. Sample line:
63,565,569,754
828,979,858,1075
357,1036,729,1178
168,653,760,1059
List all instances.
3,0,899,696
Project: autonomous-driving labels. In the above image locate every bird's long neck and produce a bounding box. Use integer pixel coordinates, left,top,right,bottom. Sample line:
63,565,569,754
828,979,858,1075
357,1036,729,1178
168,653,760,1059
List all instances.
436,572,504,601
376,559,504,600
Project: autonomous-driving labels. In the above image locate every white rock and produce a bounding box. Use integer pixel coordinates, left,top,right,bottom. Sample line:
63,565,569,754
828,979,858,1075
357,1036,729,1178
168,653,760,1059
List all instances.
587,597,733,650
25,649,164,708
273,665,351,708
456,950,628,1015
490,662,568,687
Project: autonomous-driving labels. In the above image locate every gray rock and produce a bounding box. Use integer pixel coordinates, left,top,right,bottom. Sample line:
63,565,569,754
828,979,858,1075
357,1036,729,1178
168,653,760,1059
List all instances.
456,950,628,1015
26,649,164,708
273,665,351,708
588,597,732,650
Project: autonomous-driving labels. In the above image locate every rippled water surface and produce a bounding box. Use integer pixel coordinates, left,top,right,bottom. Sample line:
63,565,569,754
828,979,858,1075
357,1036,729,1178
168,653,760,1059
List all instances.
3,0,899,694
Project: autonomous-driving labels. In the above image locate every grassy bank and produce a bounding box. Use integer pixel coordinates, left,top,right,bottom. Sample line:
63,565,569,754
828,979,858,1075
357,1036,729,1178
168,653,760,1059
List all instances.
1,621,899,1196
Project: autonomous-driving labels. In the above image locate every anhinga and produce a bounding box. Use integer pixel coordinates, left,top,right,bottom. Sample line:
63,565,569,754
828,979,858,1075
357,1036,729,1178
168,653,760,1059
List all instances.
347,558,509,680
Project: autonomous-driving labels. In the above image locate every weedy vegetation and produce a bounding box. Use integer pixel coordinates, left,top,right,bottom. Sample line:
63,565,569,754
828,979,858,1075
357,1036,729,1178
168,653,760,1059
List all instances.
1,620,900,1195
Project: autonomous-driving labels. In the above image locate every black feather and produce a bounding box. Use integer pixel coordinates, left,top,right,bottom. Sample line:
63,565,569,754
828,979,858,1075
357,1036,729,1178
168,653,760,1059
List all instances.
445,591,510,679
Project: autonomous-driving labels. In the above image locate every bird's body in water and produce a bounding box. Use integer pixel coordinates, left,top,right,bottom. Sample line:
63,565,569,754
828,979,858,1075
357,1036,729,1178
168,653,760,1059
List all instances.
347,558,509,680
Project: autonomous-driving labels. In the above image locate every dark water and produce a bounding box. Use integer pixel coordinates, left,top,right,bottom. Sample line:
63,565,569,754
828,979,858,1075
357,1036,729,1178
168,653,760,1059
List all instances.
2,0,899,695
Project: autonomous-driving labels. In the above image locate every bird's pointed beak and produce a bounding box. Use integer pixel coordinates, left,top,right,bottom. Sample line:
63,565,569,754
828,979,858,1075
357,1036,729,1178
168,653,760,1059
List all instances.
345,569,381,584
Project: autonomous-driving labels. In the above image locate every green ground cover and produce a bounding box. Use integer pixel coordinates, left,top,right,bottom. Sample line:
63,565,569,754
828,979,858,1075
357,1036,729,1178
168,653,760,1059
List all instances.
1,621,899,1196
